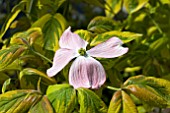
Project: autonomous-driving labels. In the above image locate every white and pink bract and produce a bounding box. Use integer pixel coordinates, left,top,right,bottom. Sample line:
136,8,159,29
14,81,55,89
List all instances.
47,27,128,89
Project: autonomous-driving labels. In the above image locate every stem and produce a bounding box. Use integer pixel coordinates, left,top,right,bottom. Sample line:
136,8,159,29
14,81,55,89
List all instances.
37,77,42,93
27,0,34,20
63,0,70,18
159,108,162,113
28,0,34,14
30,48,53,64
106,86,121,91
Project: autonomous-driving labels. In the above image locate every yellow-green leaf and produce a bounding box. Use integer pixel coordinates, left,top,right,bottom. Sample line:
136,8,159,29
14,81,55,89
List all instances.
149,37,169,54
77,88,107,113
0,45,26,71
160,0,170,4
123,0,149,14
122,90,137,113
74,29,94,43
19,68,56,92
0,9,21,40
29,96,54,113
108,90,122,113
32,14,52,28
54,13,67,32
87,16,122,33
125,85,168,108
108,90,137,113
47,84,77,113
90,30,142,46
10,27,43,46
124,75,170,107
42,13,67,51
2,79,11,94
105,0,122,18
0,90,53,113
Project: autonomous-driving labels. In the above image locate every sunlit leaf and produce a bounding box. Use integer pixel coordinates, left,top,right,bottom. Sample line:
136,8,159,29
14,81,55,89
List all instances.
10,27,43,46
74,29,94,43
77,88,107,113
87,16,122,33
108,90,137,113
20,68,56,84
29,96,54,113
0,90,53,113
125,85,169,108
0,9,21,40
19,68,56,92
0,45,26,71
42,13,67,51
160,0,170,4
47,84,77,113
32,14,52,28
124,75,170,107
90,30,142,46
108,90,122,113
122,90,137,113
149,37,169,55
2,79,11,94
123,0,149,14
18,55,45,68
105,0,122,18
12,1,26,12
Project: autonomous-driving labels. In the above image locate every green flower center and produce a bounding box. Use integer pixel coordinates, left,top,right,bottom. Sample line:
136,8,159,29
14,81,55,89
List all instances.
78,48,86,56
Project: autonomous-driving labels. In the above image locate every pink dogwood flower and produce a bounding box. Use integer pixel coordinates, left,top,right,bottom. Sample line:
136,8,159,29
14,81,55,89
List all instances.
47,27,128,89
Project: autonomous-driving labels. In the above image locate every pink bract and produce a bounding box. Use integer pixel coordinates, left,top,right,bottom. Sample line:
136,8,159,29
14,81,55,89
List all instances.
47,27,128,89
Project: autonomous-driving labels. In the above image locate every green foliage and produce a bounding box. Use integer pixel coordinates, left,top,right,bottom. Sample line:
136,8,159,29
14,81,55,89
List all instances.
0,45,26,71
19,68,56,92
90,30,142,46
87,16,122,33
10,27,43,46
108,90,137,113
105,0,122,18
74,29,94,43
42,13,67,51
47,84,77,113
123,75,170,108
105,0,149,18
77,88,108,113
47,84,107,113
124,0,149,14
0,90,53,113
0,0,170,112
1,78,11,94
33,13,67,51
0,9,21,40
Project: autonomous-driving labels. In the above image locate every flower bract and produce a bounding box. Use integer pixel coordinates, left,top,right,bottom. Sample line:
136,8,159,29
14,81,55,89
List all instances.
47,27,128,89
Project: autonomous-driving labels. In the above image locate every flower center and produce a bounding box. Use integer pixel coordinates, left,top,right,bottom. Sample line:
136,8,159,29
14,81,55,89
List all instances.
78,48,86,56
